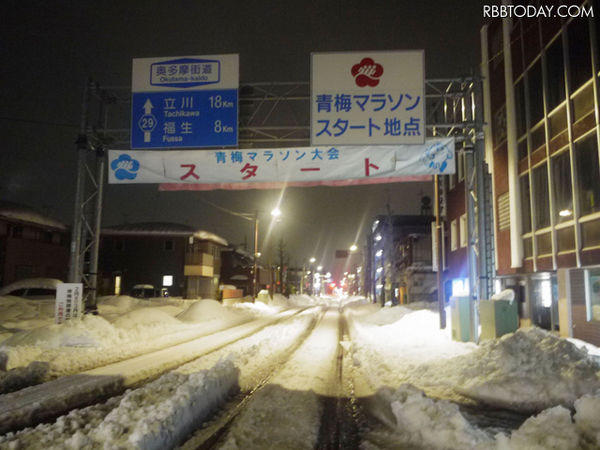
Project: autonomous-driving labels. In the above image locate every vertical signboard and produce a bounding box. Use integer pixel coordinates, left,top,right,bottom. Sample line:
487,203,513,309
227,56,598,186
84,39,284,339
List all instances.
311,50,425,146
131,54,239,149
55,283,83,324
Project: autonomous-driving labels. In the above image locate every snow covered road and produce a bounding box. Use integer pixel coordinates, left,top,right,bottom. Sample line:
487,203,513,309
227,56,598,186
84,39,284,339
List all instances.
1,295,600,449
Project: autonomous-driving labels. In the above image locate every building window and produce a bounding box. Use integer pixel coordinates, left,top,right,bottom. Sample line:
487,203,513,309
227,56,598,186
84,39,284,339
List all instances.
164,239,174,251
568,17,593,92
581,220,600,249
530,124,546,153
460,213,468,248
528,60,544,126
520,174,532,233
515,79,527,138
523,236,533,258
549,106,568,137
572,82,594,123
557,226,575,253
537,232,553,256
518,137,528,161
551,151,573,223
546,38,565,111
584,269,600,322
451,219,458,251
11,226,23,238
575,134,600,216
533,163,551,229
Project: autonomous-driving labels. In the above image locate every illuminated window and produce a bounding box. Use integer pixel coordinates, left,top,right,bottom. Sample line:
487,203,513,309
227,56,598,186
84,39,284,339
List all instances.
163,275,173,287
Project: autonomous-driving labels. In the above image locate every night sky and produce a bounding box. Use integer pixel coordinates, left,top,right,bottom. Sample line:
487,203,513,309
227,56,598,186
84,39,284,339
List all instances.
0,0,485,269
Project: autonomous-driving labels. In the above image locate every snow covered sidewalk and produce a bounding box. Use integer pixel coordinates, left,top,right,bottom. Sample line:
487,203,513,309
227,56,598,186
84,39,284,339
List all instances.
345,302,600,449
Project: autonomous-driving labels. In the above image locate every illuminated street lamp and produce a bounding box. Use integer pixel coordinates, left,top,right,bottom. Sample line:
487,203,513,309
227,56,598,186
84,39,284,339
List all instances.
309,257,316,263
271,207,281,218
350,244,358,252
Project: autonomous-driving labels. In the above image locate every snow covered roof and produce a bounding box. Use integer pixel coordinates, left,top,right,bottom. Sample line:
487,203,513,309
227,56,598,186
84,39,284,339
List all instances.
0,201,68,231
102,222,228,246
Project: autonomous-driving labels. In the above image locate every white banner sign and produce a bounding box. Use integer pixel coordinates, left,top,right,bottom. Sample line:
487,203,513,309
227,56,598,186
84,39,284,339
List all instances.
55,283,83,324
311,50,425,146
108,138,453,190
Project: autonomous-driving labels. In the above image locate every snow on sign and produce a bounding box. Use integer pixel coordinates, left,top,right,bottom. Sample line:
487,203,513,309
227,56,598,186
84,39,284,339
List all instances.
311,50,425,146
107,138,454,190
55,283,83,324
131,54,239,149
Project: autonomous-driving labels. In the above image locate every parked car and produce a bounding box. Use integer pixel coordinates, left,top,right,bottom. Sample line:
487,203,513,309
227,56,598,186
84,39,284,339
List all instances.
0,278,63,299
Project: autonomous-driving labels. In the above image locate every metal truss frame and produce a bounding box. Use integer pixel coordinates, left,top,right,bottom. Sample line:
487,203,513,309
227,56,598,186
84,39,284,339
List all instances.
70,78,495,316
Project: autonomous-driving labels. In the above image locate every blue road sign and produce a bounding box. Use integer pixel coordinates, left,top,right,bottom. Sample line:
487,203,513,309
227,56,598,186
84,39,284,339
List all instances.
131,90,238,148
131,55,239,149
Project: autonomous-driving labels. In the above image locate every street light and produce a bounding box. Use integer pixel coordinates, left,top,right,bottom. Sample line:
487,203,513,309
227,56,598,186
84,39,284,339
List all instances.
309,257,316,263
271,207,281,218
350,244,358,252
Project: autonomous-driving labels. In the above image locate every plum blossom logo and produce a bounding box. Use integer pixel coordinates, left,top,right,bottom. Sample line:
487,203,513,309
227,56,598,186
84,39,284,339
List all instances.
111,154,140,180
420,142,454,174
351,58,384,87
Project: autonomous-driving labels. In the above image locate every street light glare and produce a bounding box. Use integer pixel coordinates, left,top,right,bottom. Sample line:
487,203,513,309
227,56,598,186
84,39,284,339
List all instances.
271,207,281,217
350,244,358,252
309,257,316,263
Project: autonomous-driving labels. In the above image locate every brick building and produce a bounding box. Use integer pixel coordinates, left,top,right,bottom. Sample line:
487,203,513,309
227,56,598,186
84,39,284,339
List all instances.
481,1,600,344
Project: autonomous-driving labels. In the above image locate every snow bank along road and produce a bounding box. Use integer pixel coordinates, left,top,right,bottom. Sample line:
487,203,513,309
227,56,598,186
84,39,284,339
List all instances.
0,307,306,436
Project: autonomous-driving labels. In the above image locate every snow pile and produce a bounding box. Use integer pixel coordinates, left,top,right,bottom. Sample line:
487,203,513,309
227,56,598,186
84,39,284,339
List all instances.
496,391,600,449
364,386,600,449
2,314,117,349
288,294,318,306
176,299,248,325
454,327,600,411
91,360,238,449
359,305,418,326
230,300,282,317
363,385,492,449
349,304,600,412
97,295,139,316
113,307,181,328
269,294,290,307
0,361,239,450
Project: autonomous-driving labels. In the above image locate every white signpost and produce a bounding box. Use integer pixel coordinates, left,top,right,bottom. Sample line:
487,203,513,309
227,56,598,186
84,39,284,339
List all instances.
311,50,425,146
55,283,83,324
131,54,239,149
108,138,454,189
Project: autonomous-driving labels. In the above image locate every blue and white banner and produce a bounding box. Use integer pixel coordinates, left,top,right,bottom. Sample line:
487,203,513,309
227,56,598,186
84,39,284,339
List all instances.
108,138,454,190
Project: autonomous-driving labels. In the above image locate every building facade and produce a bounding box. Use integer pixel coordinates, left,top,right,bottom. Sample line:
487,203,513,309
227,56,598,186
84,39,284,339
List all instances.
0,201,70,287
98,222,227,299
368,214,436,305
481,1,600,344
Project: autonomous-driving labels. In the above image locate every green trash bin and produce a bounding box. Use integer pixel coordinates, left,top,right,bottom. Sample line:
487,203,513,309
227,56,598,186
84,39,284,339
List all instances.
480,299,518,340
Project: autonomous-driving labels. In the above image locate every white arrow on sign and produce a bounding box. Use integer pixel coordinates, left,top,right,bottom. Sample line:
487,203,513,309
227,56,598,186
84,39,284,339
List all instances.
143,99,153,114
142,99,155,143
